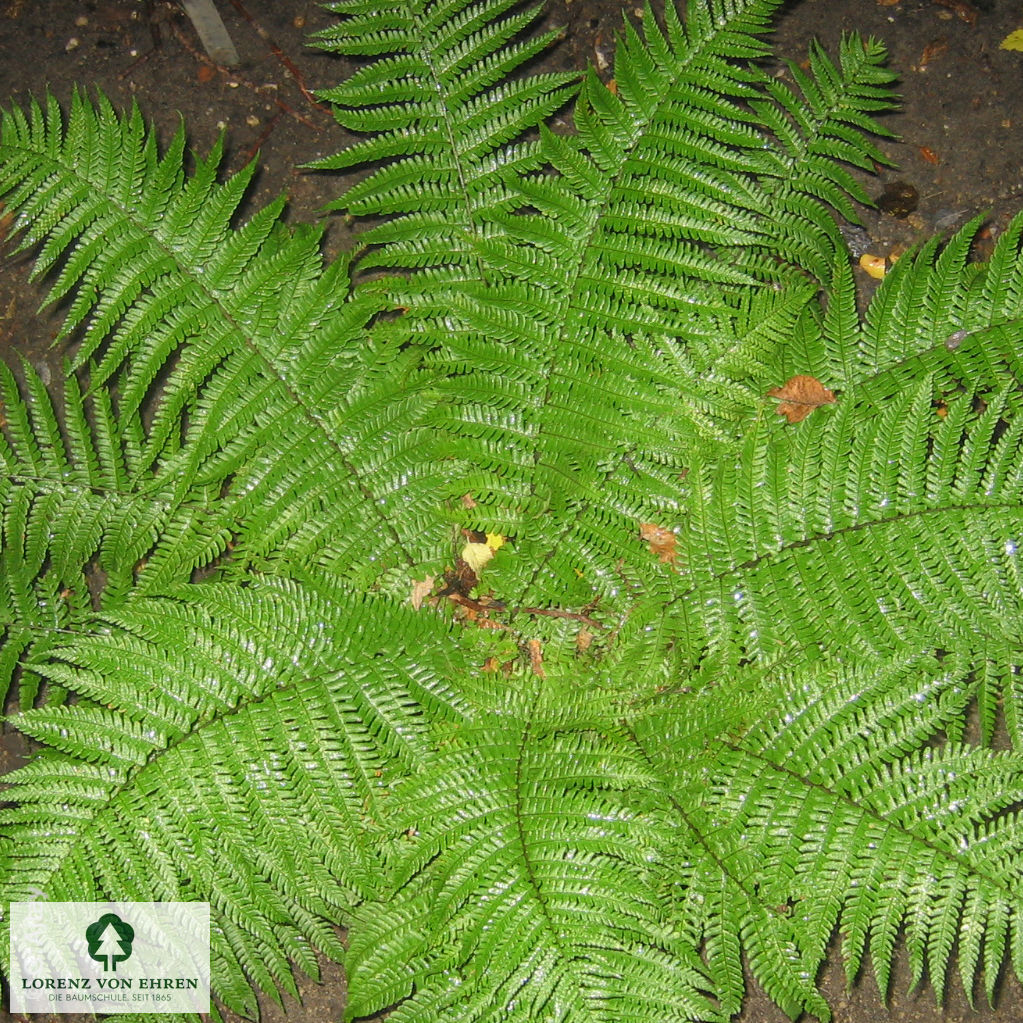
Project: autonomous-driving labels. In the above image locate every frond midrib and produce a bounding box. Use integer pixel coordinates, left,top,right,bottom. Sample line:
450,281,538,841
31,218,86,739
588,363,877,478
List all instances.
732,737,1023,906
399,0,498,285
670,498,1023,639
505,5,777,607
700,498,1023,574
2,132,422,572
12,610,419,910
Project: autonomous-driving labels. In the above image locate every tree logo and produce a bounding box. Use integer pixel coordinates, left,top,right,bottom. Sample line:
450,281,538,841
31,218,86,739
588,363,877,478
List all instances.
85,913,134,972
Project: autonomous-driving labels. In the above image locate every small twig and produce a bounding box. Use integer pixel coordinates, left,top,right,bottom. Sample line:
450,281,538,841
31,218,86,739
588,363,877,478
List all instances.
270,96,319,130
170,18,215,67
118,50,155,80
517,606,606,629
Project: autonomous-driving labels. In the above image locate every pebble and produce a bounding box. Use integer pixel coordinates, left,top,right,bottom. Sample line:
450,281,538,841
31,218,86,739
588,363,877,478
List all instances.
839,224,871,257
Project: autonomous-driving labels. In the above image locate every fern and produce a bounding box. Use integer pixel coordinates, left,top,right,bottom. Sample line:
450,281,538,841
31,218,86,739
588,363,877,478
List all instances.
3,1,1023,1021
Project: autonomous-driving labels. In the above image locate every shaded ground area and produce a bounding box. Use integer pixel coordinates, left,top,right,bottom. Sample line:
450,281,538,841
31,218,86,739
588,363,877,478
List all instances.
2,0,1023,1021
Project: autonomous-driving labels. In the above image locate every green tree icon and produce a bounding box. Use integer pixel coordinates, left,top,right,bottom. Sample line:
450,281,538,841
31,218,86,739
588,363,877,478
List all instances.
85,913,134,972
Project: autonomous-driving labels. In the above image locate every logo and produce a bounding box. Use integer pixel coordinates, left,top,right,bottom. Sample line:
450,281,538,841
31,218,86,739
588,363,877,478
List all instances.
10,902,210,1014
85,913,134,972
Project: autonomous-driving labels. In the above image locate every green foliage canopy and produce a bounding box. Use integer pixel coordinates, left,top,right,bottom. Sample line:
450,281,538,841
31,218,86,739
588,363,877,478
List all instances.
3,1,1023,1021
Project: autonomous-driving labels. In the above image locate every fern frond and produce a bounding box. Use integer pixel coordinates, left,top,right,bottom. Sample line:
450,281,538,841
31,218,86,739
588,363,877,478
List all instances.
0,92,459,589
345,673,722,1023
750,34,896,278
790,217,1023,397
1,576,467,1016
4,2,1023,1021
404,1,900,639
625,650,1023,1019
716,657,1023,1008
0,359,237,707
311,0,578,275
672,363,1023,679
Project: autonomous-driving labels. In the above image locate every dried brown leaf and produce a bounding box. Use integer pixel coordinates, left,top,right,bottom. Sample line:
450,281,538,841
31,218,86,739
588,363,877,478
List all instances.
932,0,978,26
639,523,677,566
527,638,546,678
919,38,948,69
767,375,836,424
410,575,436,610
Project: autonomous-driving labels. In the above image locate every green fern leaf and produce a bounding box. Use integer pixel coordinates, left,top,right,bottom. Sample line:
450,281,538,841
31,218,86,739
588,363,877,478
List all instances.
0,358,236,708
345,676,723,1023
2,576,467,1015
0,92,459,594
311,0,578,276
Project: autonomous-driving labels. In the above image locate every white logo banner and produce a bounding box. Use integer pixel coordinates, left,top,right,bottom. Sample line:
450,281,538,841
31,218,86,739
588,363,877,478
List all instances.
9,901,210,1014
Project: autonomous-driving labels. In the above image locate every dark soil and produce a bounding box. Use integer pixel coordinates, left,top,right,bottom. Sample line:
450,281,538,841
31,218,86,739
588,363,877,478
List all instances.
2,1,1023,1022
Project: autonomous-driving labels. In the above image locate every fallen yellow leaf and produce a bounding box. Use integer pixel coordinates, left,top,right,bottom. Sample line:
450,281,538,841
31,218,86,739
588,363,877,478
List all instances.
460,542,494,573
858,253,887,279
459,532,506,574
1000,28,1023,51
